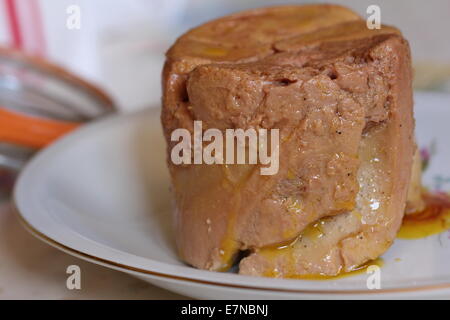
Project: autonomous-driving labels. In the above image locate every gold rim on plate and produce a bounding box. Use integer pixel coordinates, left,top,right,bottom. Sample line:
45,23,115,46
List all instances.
13,204,450,296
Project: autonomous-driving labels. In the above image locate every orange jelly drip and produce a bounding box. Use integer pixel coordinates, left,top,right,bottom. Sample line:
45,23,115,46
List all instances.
398,192,450,239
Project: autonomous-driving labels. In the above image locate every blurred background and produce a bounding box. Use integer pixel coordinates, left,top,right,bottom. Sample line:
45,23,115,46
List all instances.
1,0,450,112
1,0,450,299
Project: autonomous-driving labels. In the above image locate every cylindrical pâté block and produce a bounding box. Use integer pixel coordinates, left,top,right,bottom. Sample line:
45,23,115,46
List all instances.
161,5,415,277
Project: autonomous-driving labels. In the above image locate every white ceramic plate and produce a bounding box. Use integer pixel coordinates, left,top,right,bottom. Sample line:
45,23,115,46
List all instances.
14,92,450,299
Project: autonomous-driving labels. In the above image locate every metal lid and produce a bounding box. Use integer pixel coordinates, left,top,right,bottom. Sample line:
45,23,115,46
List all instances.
0,47,116,171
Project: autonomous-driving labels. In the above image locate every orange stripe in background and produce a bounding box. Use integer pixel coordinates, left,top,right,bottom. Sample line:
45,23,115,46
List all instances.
0,108,80,149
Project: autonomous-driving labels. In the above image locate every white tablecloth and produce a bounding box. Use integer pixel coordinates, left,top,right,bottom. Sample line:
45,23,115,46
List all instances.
0,200,187,299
